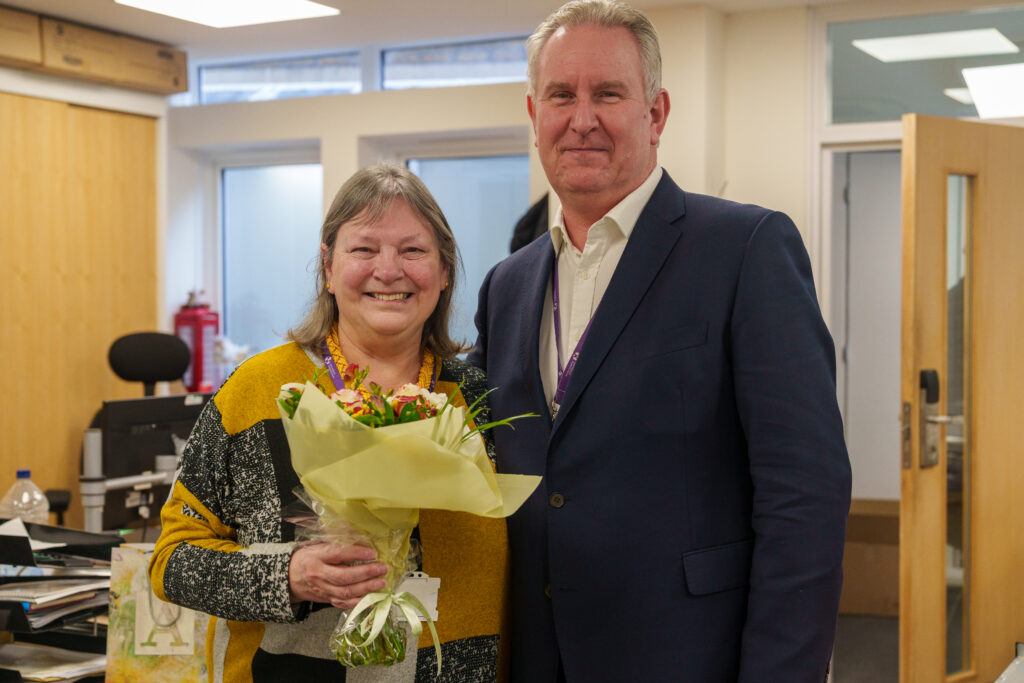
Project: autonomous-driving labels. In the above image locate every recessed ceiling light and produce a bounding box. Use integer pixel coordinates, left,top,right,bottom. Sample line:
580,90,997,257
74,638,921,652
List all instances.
114,0,339,29
962,62,1024,119
943,88,974,105
852,28,1019,63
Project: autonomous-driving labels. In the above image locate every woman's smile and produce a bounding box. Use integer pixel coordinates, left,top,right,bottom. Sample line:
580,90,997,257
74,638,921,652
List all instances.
366,292,413,301
324,198,446,350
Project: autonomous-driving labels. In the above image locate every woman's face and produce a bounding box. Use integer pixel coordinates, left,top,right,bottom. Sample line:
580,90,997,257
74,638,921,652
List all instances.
324,199,446,352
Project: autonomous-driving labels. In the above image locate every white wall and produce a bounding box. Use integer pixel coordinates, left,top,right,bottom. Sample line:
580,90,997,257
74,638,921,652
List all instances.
654,5,809,228
648,4,727,197
0,65,167,118
722,6,809,234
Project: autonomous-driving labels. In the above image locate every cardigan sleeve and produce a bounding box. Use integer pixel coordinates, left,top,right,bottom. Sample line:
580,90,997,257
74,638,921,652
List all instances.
149,397,301,624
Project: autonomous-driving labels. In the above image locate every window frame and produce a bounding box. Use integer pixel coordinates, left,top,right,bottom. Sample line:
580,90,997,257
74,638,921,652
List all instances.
806,0,1022,330
201,144,322,322
196,50,364,105
172,32,530,107
380,35,529,92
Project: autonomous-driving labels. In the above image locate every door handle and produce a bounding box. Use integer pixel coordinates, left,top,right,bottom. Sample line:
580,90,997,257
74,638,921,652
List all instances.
919,369,941,468
926,415,964,425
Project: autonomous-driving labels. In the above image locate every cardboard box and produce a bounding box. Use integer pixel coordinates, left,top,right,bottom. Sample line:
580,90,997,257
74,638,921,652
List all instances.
41,18,123,82
118,34,187,94
839,499,899,617
0,6,42,67
40,17,187,94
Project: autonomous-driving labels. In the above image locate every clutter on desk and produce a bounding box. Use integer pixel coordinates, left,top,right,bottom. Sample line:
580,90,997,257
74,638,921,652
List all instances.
1,520,208,679
0,641,106,681
0,578,110,632
0,517,115,666
0,518,118,567
0,577,109,604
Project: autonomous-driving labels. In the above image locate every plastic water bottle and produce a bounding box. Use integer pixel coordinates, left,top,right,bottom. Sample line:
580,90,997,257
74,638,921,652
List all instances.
0,470,50,525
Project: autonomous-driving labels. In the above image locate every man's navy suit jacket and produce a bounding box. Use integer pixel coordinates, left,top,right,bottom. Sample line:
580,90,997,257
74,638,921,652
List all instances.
469,173,851,682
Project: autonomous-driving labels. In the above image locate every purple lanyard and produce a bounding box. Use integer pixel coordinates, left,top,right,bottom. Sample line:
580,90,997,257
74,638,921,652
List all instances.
321,339,436,391
551,263,594,417
321,340,345,390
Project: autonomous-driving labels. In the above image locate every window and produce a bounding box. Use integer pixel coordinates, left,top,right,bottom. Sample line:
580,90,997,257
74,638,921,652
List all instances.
175,35,530,106
383,37,527,90
199,52,361,104
407,155,531,347
828,6,1024,123
221,163,323,354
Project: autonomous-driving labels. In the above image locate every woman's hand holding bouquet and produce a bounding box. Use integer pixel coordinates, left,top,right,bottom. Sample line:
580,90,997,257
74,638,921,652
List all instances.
278,366,539,673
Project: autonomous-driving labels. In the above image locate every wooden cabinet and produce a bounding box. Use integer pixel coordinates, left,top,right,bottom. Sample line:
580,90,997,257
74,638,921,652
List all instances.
0,7,187,94
0,92,158,529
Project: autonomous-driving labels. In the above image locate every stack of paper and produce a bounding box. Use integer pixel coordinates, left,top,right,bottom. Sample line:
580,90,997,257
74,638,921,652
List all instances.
0,578,110,629
0,641,106,681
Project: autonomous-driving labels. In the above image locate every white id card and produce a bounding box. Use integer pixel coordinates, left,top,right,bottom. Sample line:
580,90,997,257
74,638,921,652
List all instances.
397,571,440,621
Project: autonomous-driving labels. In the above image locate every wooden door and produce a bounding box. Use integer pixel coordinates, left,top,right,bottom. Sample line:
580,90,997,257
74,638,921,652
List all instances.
0,93,157,528
900,114,1024,683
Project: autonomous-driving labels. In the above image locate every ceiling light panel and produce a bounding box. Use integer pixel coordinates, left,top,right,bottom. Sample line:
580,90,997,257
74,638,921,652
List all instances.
852,28,1019,63
114,0,339,29
943,88,974,105
963,62,1024,119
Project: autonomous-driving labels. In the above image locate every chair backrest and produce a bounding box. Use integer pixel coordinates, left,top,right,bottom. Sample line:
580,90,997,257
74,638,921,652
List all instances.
108,332,190,396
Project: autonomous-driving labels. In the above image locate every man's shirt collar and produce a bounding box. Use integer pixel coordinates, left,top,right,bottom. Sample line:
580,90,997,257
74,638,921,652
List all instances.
549,166,664,256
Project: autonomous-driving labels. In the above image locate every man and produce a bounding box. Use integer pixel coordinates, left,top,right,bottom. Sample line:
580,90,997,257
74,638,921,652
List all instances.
469,1,851,681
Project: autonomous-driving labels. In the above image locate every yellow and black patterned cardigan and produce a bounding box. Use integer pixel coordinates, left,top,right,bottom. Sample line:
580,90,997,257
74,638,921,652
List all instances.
149,342,508,683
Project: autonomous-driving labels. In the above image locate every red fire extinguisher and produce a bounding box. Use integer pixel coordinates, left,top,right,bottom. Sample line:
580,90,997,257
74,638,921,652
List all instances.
174,291,220,393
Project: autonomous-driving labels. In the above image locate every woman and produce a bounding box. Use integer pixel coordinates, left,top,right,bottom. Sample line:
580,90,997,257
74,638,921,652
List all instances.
150,164,508,682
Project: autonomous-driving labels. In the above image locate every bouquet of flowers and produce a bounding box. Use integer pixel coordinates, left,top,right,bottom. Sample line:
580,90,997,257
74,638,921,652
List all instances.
277,366,540,674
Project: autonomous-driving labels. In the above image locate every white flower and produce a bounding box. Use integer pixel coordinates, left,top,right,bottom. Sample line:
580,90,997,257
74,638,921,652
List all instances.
278,382,304,400
419,389,449,411
393,383,423,399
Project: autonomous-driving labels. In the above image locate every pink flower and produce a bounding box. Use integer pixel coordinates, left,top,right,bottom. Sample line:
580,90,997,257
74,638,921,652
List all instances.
389,393,419,413
366,394,386,413
342,363,360,384
330,388,363,409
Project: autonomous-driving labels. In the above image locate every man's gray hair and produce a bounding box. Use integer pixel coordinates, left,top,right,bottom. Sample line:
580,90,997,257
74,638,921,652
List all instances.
526,0,662,104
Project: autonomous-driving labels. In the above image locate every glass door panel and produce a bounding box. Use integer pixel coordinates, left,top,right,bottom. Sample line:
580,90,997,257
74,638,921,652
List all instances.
944,174,971,675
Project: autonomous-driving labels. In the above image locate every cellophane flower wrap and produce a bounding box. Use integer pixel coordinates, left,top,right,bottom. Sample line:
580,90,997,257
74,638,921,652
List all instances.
277,369,540,674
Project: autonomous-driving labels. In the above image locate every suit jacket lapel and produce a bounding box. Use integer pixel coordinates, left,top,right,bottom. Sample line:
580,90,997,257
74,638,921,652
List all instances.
521,238,555,428
550,174,687,434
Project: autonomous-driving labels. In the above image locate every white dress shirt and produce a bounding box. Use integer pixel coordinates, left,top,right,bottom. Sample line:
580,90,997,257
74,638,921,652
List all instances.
540,166,664,410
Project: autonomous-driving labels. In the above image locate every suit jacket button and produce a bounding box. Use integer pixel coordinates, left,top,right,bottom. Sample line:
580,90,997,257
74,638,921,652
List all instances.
549,492,565,508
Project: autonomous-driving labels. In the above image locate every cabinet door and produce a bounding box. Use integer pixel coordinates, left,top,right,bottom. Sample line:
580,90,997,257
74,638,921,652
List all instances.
0,94,157,528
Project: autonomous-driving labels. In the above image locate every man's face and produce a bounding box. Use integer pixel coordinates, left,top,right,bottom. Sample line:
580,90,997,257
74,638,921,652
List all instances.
528,23,668,211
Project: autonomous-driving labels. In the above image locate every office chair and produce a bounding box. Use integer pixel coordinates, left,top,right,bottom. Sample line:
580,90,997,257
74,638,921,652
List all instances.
58,333,192,527
44,489,71,525
108,332,191,396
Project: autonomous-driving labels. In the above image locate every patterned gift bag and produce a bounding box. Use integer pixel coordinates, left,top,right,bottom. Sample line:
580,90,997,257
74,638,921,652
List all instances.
105,543,209,682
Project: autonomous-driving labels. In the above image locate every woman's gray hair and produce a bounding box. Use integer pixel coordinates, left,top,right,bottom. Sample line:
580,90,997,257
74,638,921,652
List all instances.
288,162,464,358
527,0,662,105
